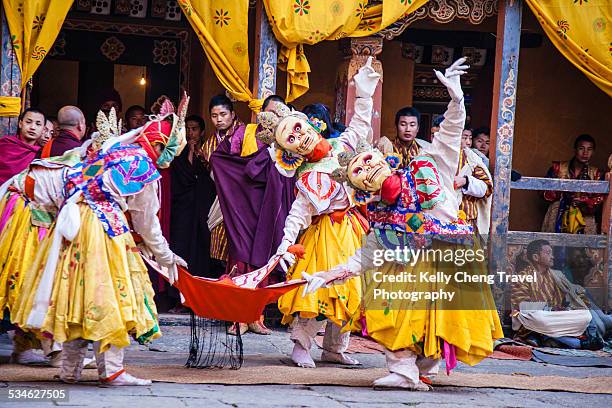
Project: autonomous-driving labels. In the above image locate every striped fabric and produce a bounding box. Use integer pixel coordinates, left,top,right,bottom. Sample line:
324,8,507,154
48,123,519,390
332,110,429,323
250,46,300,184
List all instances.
392,140,421,169
510,265,565,311
458,151,493,222
210,222,229,262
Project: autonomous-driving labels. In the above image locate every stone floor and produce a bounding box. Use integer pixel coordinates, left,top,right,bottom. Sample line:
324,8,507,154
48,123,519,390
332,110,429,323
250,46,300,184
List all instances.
0,314,610,407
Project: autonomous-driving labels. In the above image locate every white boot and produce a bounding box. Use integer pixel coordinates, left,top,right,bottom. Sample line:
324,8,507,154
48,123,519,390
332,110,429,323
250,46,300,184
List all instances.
291,342,316,368
12,349,49,365
59,339,88,384
95,343,150,386
102,371,152,386
320,350,360,365
373,373,431,391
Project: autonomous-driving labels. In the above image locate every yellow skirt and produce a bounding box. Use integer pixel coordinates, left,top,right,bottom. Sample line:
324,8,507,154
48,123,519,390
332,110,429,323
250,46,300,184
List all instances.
11,204,160,352
0,193,49,314
278,211,365,327
350,240,503,366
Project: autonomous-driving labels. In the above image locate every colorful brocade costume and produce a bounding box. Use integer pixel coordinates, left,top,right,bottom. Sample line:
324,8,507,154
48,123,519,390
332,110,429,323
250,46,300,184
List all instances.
0,149,83,318
542,160,604,234
328,87,503,389
12,143,162,352
348,163,502,363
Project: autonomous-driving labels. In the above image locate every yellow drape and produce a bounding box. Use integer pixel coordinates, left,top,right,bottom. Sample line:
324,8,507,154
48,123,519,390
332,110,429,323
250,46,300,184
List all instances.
0,96,21,116
2,0,72,89
525,1,612,97
264,0,429,101
179,0,262,111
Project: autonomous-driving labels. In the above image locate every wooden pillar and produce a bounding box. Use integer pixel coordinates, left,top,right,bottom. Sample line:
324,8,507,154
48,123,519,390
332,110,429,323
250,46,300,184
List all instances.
0,9,22,136
487,0,523,312
334,37,383,142
252,0,277,111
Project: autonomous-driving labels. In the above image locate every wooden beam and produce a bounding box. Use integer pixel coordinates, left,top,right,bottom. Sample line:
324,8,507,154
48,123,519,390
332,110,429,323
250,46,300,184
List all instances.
603,175,612,311
511,177,610,194
487,0,522,314
507,231,607,249
252,0,277,104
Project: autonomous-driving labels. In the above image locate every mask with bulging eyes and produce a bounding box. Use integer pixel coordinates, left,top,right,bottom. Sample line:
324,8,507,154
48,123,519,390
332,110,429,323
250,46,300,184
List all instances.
347,150,392,192
275,116,322,156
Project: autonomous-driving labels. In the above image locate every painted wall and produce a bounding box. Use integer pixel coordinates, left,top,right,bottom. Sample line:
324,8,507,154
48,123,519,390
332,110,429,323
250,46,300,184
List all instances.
509,9,612,232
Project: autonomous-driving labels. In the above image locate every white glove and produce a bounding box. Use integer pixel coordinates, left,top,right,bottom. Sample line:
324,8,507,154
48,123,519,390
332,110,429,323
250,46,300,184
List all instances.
160,253,187,285
301,269,352,297
434,57,468,103
272,239,296,273
301,272,328,296
354,56,381,98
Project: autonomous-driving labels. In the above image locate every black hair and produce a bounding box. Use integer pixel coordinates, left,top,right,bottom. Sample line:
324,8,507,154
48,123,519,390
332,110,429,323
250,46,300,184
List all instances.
473,127,490,138
302,103,339,139
18,107,46,122
395,107,420,126
432,116,445,127
125,105,145,119
515,239,551,272
574,134,596,149
209,94,234,113
262,94,285,111
185,114,206,132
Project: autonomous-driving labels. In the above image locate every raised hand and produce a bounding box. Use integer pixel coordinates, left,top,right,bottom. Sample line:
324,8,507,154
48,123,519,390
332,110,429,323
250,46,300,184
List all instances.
354,56,381,98
434,57,469,102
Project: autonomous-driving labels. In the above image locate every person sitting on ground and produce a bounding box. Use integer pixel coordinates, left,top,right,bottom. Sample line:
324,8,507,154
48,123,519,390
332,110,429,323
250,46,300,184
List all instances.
511,240,608,349
0,108,46,184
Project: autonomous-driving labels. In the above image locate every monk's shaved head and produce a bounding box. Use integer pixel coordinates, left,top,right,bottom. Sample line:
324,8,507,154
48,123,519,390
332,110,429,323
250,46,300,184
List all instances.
58,106,85,127
57,105,86,139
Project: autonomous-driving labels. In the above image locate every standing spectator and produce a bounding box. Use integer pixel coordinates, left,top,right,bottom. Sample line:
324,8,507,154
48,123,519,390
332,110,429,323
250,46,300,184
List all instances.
47,106,86,157
0,108,46,184
472,127,490,157
170,114,216,287
125,105,146,131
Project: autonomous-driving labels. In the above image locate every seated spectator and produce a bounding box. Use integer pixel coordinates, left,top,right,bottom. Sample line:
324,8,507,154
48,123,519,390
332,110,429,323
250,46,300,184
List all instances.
542,134,604,234
125,105,146,131
0,108,46,184
511,240,610,349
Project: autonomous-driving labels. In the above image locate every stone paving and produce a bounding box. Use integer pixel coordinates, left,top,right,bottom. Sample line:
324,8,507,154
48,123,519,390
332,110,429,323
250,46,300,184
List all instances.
0,315,610,407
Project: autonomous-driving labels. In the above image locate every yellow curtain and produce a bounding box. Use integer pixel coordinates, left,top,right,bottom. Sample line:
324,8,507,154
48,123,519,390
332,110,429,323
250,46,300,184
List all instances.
179,0,261,111
525,0,612,97
264,0,429,101
2,0,72,89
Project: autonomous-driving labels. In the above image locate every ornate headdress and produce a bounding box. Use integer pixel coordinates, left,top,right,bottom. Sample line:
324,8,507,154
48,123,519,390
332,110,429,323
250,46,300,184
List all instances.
331,137,401,203
91,107,122,150
255,103,308,145
137,92,190,168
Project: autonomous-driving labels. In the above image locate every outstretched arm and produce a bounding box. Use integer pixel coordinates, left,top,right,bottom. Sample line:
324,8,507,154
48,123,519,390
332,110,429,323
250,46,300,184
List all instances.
127,182,186,283
428,58,468,200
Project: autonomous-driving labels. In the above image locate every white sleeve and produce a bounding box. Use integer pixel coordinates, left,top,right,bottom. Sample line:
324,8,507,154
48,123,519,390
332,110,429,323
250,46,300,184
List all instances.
462,174,488,198
279,191,317,246
126,182,174,265
338,96,374,149
429,98,466,199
